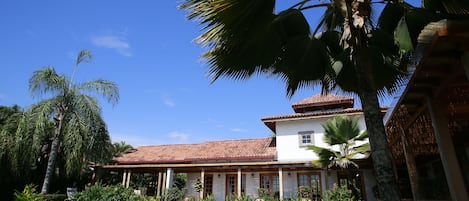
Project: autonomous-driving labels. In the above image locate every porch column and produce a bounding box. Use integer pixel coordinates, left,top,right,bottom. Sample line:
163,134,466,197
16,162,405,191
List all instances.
165,168,174,190
462,52,469,80
126,170,132,188
162,172,167,192
122,170,127,186
426,97,468,201
157,171,162,197
278,167,284,200
237,167,242,197
399,127,420,200
200,169,205,199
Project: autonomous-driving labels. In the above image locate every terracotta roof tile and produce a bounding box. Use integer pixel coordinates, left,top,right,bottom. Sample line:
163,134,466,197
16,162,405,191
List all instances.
292,94,354,113
113,138,276,165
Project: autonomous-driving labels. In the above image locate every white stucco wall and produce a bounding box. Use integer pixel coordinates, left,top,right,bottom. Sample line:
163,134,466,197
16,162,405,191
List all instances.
275,114,367,162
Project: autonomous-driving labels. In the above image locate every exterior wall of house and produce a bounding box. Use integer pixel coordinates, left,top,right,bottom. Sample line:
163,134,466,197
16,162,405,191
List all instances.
275,114,367,162
184,169,377,201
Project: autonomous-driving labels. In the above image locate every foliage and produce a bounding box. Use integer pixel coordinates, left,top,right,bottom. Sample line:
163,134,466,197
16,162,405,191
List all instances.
308,115,369,169
12,49,120,194
226,193,252,201
162,187,186,201
14,184,44,201
193,178,203,192
323,183,356,201
297,185,313,199
72,183,149,201
112,141,134,157
173,173,187,189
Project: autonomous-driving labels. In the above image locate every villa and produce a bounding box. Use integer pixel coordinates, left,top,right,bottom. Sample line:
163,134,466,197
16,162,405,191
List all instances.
104,94,382,201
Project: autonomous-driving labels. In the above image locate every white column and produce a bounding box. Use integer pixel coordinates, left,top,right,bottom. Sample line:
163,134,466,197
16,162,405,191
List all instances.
278,167,284,200
126,171,131,188
122,171,127,186
200,169,205,199
165,168,174,190
427,97,468,201
237,168,242,197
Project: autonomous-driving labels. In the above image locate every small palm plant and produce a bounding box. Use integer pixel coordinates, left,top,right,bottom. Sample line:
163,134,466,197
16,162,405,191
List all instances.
308,115,369,200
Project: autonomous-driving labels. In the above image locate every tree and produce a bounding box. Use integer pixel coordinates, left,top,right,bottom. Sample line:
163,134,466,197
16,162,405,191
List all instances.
178,1,432,200
18,50,119,194
308,115,369,199
112,141,134,157
309,116,369,169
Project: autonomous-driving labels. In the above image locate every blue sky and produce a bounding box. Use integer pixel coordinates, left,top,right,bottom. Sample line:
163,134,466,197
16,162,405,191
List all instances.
0,1,418,146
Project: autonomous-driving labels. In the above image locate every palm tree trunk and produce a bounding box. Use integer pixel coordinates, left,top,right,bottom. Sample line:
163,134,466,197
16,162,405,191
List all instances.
41,115,63,194
342,0,401,199
357,90,400,201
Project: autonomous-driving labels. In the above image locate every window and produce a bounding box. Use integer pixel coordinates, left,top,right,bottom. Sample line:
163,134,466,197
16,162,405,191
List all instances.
299,131,314,147
226,174,246,196
204,174,213,198
298,173,321,200
260,174,279,198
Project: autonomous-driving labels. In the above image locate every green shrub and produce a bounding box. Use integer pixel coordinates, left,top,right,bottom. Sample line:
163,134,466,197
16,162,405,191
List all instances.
14,184,44,201
163,187,185,201
71,183,147,201
323,183,356,201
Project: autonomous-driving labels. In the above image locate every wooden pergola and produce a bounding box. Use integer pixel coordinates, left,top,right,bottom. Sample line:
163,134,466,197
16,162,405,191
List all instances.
385,20,469,201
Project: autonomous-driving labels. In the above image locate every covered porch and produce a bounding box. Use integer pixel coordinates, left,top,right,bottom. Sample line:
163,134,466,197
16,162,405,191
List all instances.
385,20,469,201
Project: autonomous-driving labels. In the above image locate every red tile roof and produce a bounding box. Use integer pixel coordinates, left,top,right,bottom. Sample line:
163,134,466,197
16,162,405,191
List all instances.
292,94,354,113
113,138,276,165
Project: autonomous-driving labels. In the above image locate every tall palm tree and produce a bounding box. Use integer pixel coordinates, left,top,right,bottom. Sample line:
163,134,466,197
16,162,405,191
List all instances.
308,115,369,199
21,50,119,194
178,1,434,200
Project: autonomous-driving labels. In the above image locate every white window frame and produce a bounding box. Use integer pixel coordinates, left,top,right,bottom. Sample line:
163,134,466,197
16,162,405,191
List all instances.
298,131,314,147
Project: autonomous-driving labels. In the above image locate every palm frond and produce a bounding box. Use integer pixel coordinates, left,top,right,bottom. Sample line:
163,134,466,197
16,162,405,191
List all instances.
77,79,120,106
76,49,93,65
29,67,69,98
307,145,338,168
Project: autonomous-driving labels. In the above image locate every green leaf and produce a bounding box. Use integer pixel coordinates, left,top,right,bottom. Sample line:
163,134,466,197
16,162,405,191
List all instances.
394,17,413,54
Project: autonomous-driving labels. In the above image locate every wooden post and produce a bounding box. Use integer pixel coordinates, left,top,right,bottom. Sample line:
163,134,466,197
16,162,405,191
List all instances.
462,52,469,80
399,127,420,200
200,169,205,199
426,96,468,201
157,171,162,197
122,170,127,186
237,168,242,197
278,167,284,200
126,171,132,188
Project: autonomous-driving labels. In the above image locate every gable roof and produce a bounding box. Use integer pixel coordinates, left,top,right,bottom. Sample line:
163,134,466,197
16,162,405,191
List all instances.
292,94,354,113
113,138,276,165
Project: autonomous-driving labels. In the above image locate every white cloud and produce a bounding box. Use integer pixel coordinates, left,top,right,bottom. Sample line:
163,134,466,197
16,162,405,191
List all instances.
162,96,176,107
230,128,247,132
168,131,190,141
91,35,132,57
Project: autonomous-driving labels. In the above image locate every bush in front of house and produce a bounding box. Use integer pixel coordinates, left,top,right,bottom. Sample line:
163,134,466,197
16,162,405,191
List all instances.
71,183,147,201
323,183,356,201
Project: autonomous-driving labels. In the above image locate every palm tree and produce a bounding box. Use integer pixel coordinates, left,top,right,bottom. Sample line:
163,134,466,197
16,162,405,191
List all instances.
112,141,134,157
20,50,119,194
308,115,369,199
178,1,433,200
309,115,369,169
